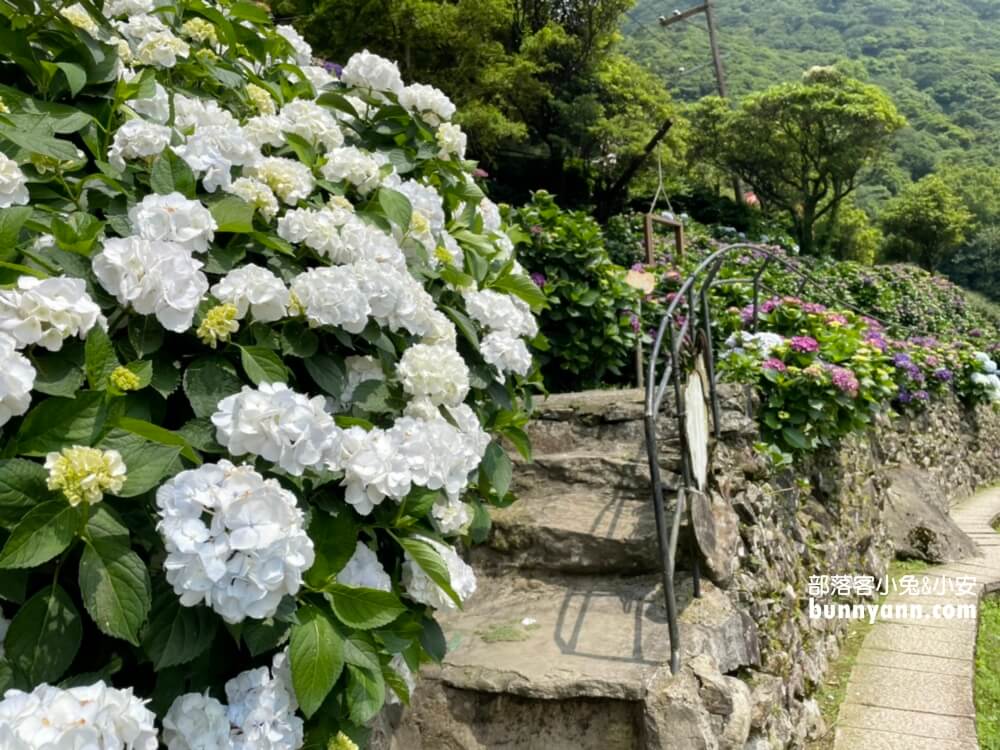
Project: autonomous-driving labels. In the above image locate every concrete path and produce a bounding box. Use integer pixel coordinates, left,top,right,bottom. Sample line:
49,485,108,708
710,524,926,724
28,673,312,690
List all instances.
833,487,1000,750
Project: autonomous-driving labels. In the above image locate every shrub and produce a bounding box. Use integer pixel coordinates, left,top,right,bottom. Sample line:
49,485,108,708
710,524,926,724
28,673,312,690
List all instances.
0,3,539,747
508,191,642,391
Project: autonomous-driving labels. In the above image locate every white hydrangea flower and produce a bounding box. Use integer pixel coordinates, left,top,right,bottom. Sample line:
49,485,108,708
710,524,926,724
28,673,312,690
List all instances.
334,425,411,514
93,237,209,332
129,192,217,252
401,535,476,610
396,180,445,235
113,13,167,43
398,83,455,126
291,266,370,334
398,343,470,406
127,80,170,123
0,154,29,209
137,29,190,68
60,3,99,36
275,24,312,66
0,682,158,749
156,461,315,623
212,382,342,476
0,333,34,428
436,122,467,160
279,99,343,151
462,288,539,338
975,351,998,374
225,177,279,221
0,276,105,351
301,65,335,91
431,494,472,535
277,207,349,261
163,692,231,750
226,650,303,750
174,94,239,133
342,222,407,268
212,264,289,322
481,330,532,380
107,118,172,171
105,0,154,16
173,125,261,193
243,115,287,149
336,541,392,591
479,197,502,233
341,50,404,95
247,157,315,205
320,147,383,194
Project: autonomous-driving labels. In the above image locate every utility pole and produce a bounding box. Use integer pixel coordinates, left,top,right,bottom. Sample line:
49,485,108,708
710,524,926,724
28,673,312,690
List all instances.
660,1,744,204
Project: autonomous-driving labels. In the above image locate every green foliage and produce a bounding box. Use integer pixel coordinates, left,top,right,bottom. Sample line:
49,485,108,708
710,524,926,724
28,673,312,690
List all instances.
976,595,1000,748
282,0,684,208
688,68,905,256
0,1,539,745
881,174,973,269
507,191,643,390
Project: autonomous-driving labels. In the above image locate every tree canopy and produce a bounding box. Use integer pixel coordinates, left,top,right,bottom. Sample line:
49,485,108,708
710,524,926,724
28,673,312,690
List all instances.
688,67,904,255
881,174,973,270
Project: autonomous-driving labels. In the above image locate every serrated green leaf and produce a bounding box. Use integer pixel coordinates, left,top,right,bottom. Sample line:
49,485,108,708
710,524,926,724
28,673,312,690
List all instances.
488,272,548,310
305,512,358,589
0,501,79,569
6,585,81,685
127,316,164,358
346,663,385,725
239,345,290,385
115,416,200,464
98,430,182,497
0,459,57,528
304,354,346,398
85,326,120,390
479,441,513,498
378,187,412,230
150,151,196,198
79,535,151,646
210,196,255,233
142,581,217,669
15,391,105,455
327,584,406,630
290,605,344,719
183,357,244,418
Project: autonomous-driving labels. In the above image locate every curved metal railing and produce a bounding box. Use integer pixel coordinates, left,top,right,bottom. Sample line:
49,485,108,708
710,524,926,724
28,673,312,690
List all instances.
643,242,885,675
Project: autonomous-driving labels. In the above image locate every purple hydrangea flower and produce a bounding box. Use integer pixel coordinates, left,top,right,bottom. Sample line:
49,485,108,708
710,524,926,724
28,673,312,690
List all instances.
530,272,546,288
828,365,859,397
933,368,953,382
790,336,820,354
763,358,787,372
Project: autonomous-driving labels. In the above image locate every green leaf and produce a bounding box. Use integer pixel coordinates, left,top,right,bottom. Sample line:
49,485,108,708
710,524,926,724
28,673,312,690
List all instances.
327,584,406,630
502,425,532,461
0,501,79,569
127,316,163,358
242,618,290,657
239,345,290,386
15,391,105,455
150,151,196,198
781,426,809,451
142,582,217,669
228,0,271,23
305,512,357,588
209,196,255,233
123,360,153,391
85,326,120,390
6,585,81,685
378,188,413,230
346,663,385,725
304,354,346,398
31,350,85,398
51,212,103,256
289,605,344,719
98,430,182,497
0,207,32,253
479,441,513,497
419,616,447,663
398,537,461,608
0,569,28,603
0,125,81,161
176,418,224,453
488,272,548,310
183,357,244,418
115,417,200,464
442,305,479,348
79,535,152,646
0,459,57,528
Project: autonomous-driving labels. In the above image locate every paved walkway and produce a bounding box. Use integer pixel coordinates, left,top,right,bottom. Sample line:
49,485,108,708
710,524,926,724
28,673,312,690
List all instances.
833,487,1000,750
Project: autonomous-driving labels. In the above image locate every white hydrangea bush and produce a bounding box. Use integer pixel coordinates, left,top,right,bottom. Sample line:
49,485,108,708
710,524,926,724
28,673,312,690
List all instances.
0,2,543,747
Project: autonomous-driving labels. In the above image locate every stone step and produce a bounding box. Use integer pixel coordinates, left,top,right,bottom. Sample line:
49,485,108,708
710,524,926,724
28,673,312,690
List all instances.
390,572,760,749
474,489,692,574
513,450,682,493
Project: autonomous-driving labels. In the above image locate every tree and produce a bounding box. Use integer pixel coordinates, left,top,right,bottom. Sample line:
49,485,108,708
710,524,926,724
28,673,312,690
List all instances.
274,0,680,206
881,174,973,269
943,225,1000,301
689,67,905,256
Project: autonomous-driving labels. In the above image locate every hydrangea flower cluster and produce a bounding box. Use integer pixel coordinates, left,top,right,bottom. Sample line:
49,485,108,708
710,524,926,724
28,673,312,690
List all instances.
0,1,537,745
0,682,158,749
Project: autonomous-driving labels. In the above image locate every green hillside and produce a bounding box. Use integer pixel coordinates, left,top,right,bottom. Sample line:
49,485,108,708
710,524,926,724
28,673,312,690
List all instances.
622,0,1000,188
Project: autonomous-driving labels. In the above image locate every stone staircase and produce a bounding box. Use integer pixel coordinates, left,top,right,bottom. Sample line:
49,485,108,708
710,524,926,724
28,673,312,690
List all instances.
385,389,762,750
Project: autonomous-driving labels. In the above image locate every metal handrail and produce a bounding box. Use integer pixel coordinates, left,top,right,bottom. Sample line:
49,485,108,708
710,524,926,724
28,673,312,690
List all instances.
643,242,885,675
